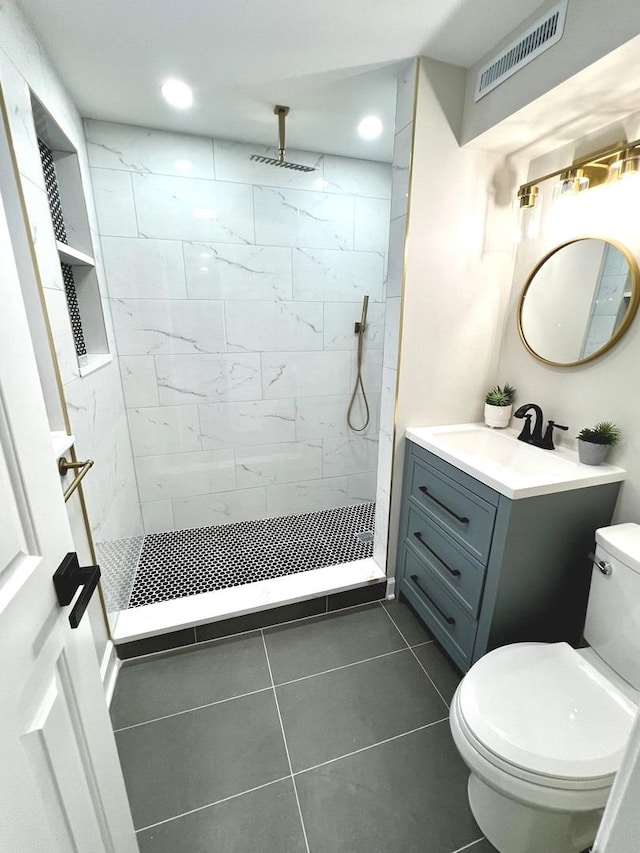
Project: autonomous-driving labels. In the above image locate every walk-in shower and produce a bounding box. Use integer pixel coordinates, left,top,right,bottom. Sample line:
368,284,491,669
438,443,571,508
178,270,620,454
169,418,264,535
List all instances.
74,118,392,639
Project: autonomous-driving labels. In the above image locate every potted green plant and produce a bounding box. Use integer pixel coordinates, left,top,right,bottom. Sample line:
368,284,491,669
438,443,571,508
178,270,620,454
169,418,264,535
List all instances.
576,422,621,466
484,383,517,429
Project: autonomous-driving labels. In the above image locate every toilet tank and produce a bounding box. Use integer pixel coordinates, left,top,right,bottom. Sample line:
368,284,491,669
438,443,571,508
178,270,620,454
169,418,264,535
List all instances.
584,523,640,691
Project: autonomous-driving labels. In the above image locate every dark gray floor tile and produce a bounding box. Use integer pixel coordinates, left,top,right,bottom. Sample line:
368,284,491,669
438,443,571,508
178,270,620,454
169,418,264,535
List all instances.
295,722,481,853
137,778,306,853
115,689,289,829
111,631,270,729
116,628,195,660
462,840,498,853
383,597,434,645
413,640,463,705
264,603,405,683
277,649,448,772
195,597,326,642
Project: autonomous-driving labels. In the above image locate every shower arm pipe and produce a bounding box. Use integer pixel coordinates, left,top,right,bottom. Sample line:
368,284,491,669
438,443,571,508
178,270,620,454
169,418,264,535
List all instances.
275,105,289,164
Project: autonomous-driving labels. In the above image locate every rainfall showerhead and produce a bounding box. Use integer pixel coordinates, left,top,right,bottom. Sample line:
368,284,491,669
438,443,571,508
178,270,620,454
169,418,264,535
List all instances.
249,105,316,172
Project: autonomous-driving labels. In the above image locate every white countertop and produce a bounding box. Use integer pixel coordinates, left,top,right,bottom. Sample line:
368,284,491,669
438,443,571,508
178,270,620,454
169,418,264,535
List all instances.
405,423,626,499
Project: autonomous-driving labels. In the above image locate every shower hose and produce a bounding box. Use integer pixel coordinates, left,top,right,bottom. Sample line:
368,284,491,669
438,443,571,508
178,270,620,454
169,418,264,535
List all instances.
347,319,370,432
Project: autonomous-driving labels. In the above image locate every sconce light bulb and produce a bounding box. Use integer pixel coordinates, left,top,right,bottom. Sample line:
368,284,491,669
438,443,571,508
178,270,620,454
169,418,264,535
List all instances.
609,149,640,182
552,168,589,200
513,187,542,242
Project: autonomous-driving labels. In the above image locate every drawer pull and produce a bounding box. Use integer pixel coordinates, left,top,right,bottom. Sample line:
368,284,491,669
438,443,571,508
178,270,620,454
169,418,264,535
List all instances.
410,574,456,625
413,532,461,576
418,486,469,524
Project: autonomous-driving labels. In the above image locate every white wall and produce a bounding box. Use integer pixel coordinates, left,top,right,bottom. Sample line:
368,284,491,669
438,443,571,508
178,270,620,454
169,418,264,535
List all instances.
386,56,518,575
0,0,141,630
85,119,390,533
496,120,640,523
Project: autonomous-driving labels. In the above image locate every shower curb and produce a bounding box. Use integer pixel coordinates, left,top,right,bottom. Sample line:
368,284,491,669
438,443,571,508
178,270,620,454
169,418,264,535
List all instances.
115,581,388,660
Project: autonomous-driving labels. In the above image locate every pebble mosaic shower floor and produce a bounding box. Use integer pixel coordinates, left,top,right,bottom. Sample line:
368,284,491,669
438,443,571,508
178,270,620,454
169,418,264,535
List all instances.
126,502,376,609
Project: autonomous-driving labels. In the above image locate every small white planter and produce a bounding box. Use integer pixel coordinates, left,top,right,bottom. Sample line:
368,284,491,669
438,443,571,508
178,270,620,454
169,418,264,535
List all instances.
577,440,610,466
484,403,512,429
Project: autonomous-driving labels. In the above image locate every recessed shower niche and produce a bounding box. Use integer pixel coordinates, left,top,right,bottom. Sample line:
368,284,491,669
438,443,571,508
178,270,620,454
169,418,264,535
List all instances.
32,96,110,375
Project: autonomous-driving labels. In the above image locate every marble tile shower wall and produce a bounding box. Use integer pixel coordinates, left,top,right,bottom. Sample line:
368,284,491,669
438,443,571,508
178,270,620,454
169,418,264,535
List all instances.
86,121,391,534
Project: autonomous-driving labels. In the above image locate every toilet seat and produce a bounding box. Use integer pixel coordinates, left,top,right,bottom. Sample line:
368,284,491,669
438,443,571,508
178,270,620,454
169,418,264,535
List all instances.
456,642,637,789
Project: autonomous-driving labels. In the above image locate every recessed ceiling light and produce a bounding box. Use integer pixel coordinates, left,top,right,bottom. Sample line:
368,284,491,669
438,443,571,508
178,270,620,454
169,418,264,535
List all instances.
357,116,383,140
161,78,193,109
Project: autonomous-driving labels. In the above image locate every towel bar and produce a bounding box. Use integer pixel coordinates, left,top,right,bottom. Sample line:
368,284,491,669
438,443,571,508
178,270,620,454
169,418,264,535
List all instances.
58,456,94,502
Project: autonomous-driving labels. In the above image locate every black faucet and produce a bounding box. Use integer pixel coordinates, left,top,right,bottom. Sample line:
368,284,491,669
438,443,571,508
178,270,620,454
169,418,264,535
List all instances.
513,403,568,450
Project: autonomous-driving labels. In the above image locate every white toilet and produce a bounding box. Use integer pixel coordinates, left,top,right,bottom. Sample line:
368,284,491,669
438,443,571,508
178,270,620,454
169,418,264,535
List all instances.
450,523,640,853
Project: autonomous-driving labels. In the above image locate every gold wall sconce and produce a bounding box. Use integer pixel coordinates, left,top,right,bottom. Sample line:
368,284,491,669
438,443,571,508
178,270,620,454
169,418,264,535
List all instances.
514,138,640,241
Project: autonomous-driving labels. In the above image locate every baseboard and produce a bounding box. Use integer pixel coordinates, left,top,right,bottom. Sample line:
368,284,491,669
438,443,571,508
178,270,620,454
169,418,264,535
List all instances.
385,576,396,598
100,641,120,707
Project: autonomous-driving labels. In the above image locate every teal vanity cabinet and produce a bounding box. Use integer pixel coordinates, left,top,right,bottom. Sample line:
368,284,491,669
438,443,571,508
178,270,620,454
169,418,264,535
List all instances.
396,438,622,672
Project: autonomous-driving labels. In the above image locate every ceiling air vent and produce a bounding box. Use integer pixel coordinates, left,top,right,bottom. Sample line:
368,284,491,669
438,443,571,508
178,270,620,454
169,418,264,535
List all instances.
474,0,568,102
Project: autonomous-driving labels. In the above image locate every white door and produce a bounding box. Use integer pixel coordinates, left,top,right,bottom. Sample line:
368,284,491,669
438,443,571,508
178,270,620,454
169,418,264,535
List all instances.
0,173,138,849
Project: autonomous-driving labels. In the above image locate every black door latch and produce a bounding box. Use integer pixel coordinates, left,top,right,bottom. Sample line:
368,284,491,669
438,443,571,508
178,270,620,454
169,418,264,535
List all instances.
53,553,101,629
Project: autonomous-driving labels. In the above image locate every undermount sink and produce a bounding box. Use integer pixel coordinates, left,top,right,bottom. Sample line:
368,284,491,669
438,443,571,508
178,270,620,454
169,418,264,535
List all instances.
405,423,626,499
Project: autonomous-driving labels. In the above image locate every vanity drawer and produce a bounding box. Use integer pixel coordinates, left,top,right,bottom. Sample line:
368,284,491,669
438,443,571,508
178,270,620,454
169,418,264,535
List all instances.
408,456,496,565
400,546,477,671
404,506,485,616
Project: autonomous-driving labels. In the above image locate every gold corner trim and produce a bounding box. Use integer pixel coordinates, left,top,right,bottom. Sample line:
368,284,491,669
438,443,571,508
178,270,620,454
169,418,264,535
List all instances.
380,57,420,575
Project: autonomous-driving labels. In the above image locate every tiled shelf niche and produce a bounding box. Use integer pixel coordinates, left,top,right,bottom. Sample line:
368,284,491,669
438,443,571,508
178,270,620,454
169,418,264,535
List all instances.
32,97,110,376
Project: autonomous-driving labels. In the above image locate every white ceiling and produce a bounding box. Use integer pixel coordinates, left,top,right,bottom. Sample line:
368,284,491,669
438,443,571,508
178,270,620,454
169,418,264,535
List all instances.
16,0,545,162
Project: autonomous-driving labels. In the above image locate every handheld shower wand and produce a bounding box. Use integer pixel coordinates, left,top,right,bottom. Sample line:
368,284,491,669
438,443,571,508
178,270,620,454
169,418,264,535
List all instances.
354,295,369,335
347,295,371,432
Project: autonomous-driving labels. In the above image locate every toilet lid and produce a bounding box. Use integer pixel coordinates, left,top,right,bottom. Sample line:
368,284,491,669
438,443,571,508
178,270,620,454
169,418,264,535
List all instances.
458,643,638,781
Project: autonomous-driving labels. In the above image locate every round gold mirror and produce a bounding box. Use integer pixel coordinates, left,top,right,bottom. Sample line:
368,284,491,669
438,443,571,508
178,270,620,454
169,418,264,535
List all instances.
517,238,640,366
